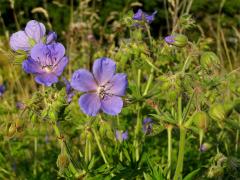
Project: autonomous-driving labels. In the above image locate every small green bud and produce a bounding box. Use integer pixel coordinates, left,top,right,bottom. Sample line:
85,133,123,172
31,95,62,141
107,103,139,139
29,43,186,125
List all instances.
209,104,225,121
199,142,212,152
209,102,233,123
192,111,208,130
200,51,220,70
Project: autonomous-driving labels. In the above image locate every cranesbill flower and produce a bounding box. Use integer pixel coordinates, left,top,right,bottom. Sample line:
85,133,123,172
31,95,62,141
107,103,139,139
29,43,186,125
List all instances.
116,130,128,142
133,9,157,24
23,43,68,86
143,118,153,135
71,57,128,116
10,20,57,52
0,85,5,96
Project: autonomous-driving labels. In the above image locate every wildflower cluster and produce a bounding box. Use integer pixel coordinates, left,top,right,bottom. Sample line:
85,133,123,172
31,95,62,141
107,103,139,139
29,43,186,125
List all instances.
4,6,240,180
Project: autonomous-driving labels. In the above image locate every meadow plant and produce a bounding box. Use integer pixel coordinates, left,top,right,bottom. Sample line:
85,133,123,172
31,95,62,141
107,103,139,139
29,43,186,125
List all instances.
1,2,240,179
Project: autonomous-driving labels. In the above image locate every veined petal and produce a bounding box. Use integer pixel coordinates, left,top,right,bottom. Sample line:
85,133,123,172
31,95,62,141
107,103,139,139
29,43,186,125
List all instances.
22,58,44,74
30,43,48,63
107,73,128,96
92,57,116,86
101,95,123,115
144,11,157,24
52,56,68,76
133,9,143,20
71,69,97,92
10,31,30,51
35,73,58,86
79,93,101,116
48,43,65,61
25,20,46,43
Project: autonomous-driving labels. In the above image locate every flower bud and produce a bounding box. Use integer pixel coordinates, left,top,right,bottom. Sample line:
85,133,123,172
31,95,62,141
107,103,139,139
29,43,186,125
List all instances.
209,104,226,121
199,142,212,152
200,51,220,70
209,102,233,124
165,34,188,47
57,153,69,170
192,111,208,130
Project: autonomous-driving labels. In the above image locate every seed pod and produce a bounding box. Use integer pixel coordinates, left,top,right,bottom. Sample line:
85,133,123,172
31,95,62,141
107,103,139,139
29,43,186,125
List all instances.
56,153,69,170
192,111,208,130
200,51,220,70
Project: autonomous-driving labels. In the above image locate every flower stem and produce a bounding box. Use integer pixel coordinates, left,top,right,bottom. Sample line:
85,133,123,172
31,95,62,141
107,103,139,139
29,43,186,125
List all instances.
53,123,79,174
135,104,142,162
85,138,89,163
92,128,109,167
167,125,173,180
173,126,186,180
143,68,154,96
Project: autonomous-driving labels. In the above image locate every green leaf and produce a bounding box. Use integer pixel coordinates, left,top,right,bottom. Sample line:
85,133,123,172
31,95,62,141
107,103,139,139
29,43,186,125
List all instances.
183,168,200,180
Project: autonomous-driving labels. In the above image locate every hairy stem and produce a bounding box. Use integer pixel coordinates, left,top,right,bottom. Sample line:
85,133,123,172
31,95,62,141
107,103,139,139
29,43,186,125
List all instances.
92,128,109,167
167,125,173,180
174,126,186,180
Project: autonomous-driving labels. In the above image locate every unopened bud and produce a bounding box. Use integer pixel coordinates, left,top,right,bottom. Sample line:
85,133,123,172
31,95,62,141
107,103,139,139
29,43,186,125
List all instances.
200,51,220,70
165,34,188,47
209,104,226,121
192,111,208,130
199,142,212,152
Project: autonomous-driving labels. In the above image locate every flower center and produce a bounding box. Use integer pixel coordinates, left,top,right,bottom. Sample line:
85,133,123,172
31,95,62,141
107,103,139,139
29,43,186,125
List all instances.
97,86,106,99
42,66,52,73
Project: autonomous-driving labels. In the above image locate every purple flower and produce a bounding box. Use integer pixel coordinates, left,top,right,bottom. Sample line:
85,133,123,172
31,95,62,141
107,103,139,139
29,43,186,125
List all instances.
164,35,175,44
10,20,46,51
0,85,5,96
23,43,68,86
71,57,128,116
63,78,75,103
116,130,128,142
143,118,153,135
133,9,157,24
9,20,57,52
